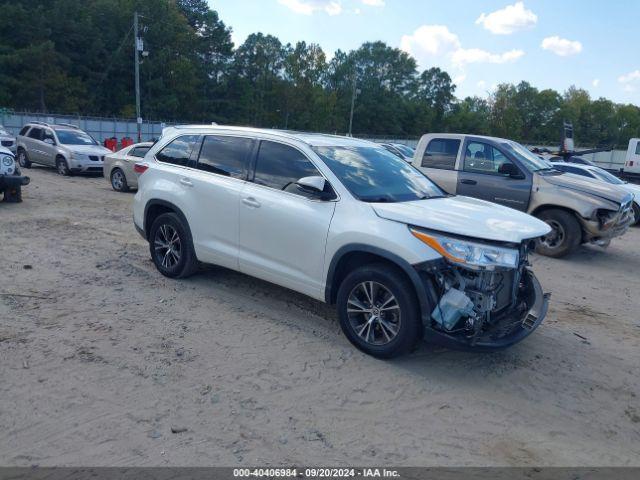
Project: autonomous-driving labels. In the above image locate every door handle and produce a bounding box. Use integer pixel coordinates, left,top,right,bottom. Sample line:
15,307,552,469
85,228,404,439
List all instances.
460,179,477,185
179,178,193,187
242,197,261,208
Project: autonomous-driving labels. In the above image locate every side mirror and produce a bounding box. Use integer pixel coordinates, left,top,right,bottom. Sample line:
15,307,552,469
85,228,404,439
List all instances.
43,138,55,145
296,176,326,193
499,163,524,179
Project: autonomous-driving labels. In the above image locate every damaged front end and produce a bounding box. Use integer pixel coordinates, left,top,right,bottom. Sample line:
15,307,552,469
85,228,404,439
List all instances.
412,230,549,350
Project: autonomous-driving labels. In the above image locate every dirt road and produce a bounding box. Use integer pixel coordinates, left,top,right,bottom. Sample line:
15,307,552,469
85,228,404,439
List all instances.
1,166,639,466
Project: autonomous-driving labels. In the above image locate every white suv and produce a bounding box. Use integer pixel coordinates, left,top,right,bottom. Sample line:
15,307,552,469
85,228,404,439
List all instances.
133,126,551,358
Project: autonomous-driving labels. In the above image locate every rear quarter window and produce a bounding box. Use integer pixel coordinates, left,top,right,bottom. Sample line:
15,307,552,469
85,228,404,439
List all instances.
422,138,460,170
636,141,640,155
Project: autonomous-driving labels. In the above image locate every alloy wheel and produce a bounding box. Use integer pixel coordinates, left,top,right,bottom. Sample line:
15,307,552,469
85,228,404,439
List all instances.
111,170,124,190
346,281,401,345
539,219,565,250
18,152,27,167
57,160,68,175
154,224,182,269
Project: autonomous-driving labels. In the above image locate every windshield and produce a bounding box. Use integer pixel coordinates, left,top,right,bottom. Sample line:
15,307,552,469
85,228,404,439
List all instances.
502,141,553,172
313,145,444,202
55,129,98,146
590,168,625,185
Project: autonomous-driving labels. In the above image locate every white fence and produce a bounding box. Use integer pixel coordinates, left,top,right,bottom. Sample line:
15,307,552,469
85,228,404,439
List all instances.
0,111,171,144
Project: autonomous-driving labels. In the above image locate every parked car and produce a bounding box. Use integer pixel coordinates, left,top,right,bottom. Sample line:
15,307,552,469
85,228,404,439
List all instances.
133,126,551,358
0,125,17,154
104,141,154,192
551,162,640,224
379,143,410,161
16,122,112,176
0,146,30,202
412,134,634,258
391,143,415,158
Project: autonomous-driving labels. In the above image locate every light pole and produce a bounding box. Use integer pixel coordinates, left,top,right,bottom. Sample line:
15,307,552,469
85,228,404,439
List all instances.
348,71,360,137
134,12,142,142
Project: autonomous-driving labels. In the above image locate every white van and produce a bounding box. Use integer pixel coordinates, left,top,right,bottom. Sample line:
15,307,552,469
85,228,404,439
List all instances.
624,138,640,173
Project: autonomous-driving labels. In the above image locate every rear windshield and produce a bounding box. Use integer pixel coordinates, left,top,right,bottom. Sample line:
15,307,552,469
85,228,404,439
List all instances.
56,129,98,146
313,145,443,203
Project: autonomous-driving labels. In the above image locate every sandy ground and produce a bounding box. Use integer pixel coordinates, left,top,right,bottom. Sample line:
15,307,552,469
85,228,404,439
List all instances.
0,166,639,467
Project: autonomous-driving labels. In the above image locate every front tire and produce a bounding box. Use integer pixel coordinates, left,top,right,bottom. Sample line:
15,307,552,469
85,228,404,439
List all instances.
633,203,640,226
148,212,197,278
535,209,581,257
110,168,129,192
56,157,72,176
3,185,22,203
336,263,422,358
17,149,31,168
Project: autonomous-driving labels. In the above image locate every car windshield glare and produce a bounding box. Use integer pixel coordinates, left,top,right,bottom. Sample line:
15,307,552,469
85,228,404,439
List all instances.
56,129,98,146
312,145,443,202
502,141,553,172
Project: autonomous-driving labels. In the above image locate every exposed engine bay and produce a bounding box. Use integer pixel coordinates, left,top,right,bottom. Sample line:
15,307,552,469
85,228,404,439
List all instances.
428,241,539,345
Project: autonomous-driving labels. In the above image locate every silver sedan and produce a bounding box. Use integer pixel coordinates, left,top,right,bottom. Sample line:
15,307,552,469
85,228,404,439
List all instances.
104,142,153,192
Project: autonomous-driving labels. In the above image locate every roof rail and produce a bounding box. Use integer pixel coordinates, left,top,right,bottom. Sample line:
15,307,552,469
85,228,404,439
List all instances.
56,122,80,129
29,121,50,127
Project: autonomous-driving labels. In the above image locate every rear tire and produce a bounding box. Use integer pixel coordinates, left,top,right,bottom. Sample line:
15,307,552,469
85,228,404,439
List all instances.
535,209,581,257
17,149,31,168
110,168,129,192
148,212,197,278
336,263,422,358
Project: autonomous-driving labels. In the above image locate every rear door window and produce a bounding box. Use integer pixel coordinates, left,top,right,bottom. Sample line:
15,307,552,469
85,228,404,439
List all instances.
196,135,253,179
422,138,460,170
253,141,322,196
156,135,199,167
27,127,43,141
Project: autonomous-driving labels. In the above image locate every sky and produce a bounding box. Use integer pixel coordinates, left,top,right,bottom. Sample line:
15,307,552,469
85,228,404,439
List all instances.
209,0,640,105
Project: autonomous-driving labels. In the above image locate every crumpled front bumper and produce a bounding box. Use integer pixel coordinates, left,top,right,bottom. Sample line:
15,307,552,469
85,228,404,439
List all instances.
422,269,549,351
579,202,635,243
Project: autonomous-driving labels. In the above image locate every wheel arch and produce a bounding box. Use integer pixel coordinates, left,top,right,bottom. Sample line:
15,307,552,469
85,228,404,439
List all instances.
144,199,193,243
325,244,432,323
530,204,583,220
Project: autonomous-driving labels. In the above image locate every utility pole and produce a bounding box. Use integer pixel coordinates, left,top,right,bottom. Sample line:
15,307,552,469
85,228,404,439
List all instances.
348,71,360,137
134,11,142,142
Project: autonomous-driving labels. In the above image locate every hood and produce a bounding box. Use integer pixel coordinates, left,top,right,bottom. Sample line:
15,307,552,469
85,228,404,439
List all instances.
0,146,14,157
65,145,112,155
622,183,640,202
542,172,629,204
372,195,551,244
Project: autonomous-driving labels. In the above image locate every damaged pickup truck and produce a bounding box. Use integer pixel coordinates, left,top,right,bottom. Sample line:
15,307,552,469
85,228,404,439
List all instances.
413,134,634,257
133,127,551,358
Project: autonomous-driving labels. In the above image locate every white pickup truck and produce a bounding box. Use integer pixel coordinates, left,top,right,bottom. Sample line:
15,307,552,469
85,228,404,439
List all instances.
623,138,640,174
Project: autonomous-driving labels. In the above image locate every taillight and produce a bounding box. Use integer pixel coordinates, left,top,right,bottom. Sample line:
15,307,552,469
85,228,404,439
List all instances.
134,163,149,174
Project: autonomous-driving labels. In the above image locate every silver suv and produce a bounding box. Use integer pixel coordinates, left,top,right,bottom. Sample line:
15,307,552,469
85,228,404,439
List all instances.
16,122,112,176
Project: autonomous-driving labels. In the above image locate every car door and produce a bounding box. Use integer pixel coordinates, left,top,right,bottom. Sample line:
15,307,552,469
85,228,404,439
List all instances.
238,140,336,299
41,128,57,166
187,134,255,270
457,139,531,211
25,127,44,164
415,137,461,193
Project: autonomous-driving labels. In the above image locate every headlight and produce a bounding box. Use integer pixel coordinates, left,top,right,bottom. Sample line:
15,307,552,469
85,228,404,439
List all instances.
410,227,519,270
2,155,13,166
